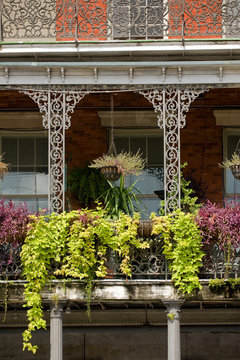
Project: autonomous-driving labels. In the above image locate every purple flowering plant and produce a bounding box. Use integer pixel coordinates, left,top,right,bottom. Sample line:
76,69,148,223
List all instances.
0,199,33,273
0,199,32,245
195,200,240,277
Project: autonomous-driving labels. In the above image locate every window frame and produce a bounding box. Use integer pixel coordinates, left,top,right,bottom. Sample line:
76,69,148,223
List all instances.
111,128,164,197
223,127,240,199
0,130,48,205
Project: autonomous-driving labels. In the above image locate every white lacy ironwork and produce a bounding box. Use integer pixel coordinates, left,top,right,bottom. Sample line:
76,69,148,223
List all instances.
21,90,88,213
21,86,208,214
138,86,208,214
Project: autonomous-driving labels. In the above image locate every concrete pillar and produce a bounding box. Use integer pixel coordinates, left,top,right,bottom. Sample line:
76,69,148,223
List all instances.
50,304,63,360
163,300,184,360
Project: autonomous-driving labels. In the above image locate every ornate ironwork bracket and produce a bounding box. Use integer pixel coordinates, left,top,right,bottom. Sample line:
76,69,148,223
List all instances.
20,89,88,213
138,86,208,214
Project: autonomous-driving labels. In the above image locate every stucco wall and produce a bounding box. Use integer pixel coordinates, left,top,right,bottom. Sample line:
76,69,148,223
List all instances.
1,325,240,360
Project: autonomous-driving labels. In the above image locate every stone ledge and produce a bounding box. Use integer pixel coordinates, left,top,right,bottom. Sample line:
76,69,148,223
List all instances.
1,279,240,305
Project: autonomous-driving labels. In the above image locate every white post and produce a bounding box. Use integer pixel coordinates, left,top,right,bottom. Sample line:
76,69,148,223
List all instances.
163,300,184,360
50,304,63,360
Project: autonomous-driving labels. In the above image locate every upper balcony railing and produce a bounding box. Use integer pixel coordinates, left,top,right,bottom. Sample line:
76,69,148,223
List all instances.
1,0,240,43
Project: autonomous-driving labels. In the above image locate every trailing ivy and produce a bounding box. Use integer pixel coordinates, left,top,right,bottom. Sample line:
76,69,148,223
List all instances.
151,210,204,294
21,211,76,353
20,208,149,353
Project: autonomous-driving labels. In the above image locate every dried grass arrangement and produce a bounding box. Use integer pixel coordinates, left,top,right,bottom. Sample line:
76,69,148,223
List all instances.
0,155,9,178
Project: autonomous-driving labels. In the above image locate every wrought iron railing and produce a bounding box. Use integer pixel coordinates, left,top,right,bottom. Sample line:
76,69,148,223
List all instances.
1,241,240,280
1,0,240,42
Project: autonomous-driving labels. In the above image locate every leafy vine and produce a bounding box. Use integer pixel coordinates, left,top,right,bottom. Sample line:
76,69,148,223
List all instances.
20,207,149,353
151,210,204,294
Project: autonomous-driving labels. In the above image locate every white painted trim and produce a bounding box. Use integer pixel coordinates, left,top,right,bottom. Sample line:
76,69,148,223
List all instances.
214,110,240,126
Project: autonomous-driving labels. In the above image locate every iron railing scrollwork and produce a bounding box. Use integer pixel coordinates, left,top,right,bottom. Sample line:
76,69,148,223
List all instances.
1,241,240,280
1,0,240,41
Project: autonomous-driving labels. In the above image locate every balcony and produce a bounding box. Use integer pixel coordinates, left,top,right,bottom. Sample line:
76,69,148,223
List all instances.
1,200,240,358
1,0,240,43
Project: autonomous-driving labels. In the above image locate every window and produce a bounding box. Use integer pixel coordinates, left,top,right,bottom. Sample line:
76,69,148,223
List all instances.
0,133,48,212
114,129,164,218
223,128,240,200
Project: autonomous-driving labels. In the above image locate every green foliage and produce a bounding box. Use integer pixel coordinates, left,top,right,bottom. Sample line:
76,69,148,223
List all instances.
180,164,201,214
167,312,176,320
209,278,240,293
151,210,204,294
104,175,142,219
160,163,200,215
20,208,149,353
67,166,110,207
21,211,75,353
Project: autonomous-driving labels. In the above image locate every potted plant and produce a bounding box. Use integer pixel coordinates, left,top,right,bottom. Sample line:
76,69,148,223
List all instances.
89,150,146,181
89,151,146,218
67,166,111,209
219,152,240,180
195,200,240,279
0,155,8,179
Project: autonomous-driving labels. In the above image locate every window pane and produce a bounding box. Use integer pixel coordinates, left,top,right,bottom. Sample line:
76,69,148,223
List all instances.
10,198,48,213
114,136,129,153
19,138,34,166
36,138,48,165
227,135,239,158
225,133,240,196
130,136,146,159
1,172,36,195
8,166,17,172
19,167,35,172
2,137,17,165
36,173,48,194
226,169,240,194
36,166,48,174
148,136,163,166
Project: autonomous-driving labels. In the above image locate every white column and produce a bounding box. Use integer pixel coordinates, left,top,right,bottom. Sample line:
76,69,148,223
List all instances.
163,300,184,360
50,304,63,360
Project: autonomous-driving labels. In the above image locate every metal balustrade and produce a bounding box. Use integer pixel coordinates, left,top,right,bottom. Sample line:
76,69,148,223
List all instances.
1,0,240,42
1,241,240,280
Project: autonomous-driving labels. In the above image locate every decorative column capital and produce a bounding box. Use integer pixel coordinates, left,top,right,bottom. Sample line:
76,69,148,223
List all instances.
163,300,185,320
50,303,63,318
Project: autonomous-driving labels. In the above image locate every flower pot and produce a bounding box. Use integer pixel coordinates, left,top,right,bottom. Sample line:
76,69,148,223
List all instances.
230,164,240,180
100,166,121,181
137,220,153,238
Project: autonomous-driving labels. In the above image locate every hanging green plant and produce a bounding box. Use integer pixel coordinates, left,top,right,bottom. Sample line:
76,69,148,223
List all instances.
151,210,204,294
67,166,110,207
20,207,149,353
21,211,76,353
